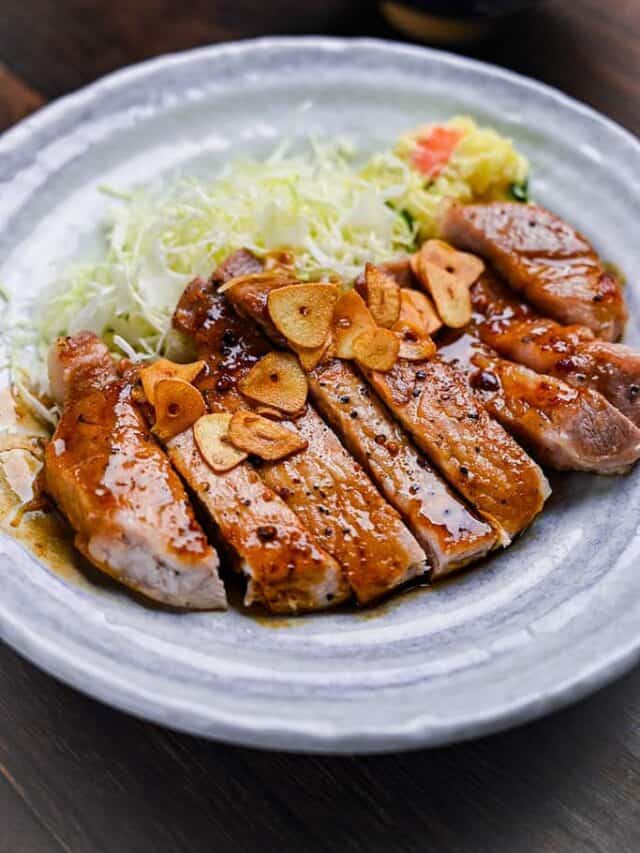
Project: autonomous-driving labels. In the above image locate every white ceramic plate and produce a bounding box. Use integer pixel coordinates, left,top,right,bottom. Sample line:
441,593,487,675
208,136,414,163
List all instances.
2,37,640,754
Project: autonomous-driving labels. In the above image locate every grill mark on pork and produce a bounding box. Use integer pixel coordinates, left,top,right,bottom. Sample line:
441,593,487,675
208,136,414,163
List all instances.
174,269,426,604
470,270,640,427
44,332,226,610
226,270,498,578
441,202,627,341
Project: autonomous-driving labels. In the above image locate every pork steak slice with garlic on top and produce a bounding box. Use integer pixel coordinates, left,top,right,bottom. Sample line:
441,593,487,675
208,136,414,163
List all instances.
155,275,350,613
45,332,226,609
223,251,547,545
441,202,627,341
174,268,426,604
166,426,348,612
225,266,498,579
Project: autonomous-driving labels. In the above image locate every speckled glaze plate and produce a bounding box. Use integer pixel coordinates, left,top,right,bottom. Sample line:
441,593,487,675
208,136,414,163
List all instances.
1,38,640,754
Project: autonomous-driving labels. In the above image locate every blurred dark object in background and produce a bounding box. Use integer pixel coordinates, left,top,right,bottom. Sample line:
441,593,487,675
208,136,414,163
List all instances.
381,0,540,44
0,0,367,98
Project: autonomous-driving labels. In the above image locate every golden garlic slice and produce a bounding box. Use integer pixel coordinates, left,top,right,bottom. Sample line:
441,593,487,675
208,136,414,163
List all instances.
238,352,308,413
193,412,248,473
395,324,437,362
140,358,205,406
363,264,401,328
152,378,207,442
395,288,443,337
267,283,338,348
412,258,472,329
417,239,484,289
333,290,376,360
291,332,333,372
228,409,308,461
352,327,399,372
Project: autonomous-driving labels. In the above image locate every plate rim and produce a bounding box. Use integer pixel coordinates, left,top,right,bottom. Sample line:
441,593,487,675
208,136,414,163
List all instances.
2,35,640,754
2,35,639,158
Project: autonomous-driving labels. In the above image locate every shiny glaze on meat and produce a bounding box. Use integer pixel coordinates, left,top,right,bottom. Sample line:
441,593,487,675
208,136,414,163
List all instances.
175,268,425,604
439,328,640,474
167,428,347,612
226,272,498,577
174,276,272,412
442,202,627,341
45,333,226,609
471,271,640,426
309,360,497,576
259,405,426,602
172,279,349,613
362,356,550,544
468,353,640,474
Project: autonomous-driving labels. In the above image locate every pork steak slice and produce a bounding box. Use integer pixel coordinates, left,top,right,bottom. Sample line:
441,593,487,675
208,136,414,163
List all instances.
45,332,226,610
470,270,640,427
441,202,627,341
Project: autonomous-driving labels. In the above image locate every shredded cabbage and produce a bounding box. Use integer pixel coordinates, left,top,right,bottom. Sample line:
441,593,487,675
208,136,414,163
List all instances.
14,116,528,399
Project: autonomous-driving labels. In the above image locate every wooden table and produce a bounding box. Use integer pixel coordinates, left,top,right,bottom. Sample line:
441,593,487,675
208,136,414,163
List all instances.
1,2,639,851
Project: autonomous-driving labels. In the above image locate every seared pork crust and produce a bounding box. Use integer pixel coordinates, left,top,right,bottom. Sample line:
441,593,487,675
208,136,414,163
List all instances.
442,202,627,341
45,332,226,609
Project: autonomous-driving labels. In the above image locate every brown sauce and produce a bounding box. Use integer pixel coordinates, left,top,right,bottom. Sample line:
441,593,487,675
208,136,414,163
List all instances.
0,385,113,591
0,459,104,591
214,568,292,627
2,497,104,590
357,581,432,620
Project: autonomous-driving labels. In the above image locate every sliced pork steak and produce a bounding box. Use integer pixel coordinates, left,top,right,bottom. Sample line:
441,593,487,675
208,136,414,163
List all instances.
470,270,640,427
174,272,426,604
225,258,499,578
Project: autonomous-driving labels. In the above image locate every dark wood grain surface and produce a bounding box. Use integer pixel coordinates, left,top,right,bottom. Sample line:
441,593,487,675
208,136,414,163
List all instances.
1,1,639,850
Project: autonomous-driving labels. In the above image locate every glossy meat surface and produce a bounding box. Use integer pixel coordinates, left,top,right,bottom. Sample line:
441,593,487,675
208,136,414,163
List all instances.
259,405,426,602
442,202,627,341
309,360,497,577
172,279,349,613
440,325,640,474
471,271,640,426
167,428,347,612
227,272,498,577
175,269,425,604
470,354,640,474
45,333,226,609
362,356,550,544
